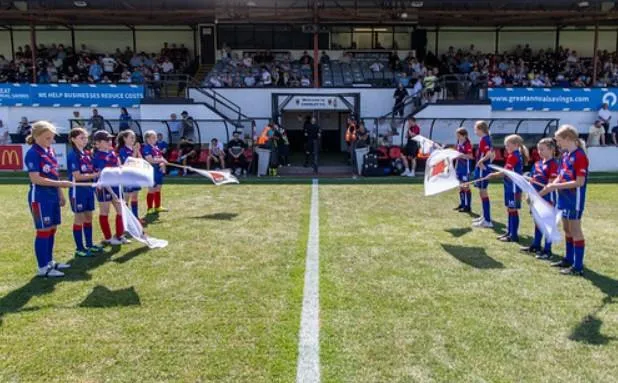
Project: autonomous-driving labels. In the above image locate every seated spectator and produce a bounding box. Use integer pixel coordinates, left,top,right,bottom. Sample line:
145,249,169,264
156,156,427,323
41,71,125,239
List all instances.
88,60,102,82
320,51,330,65
261,67,272,86
370,61,384,72
227,131,248,176
88,108,105,133
301,76,311,87
178,137,198,175
207,138,226,170
161,57,174,74
588,120,606,147
17,117,32,142
156,133,169,154
612,124,618,146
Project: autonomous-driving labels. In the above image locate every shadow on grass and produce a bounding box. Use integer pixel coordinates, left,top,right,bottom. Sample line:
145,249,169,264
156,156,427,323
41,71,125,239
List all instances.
143,213,160,226
79,285,141,308
191,212,239,221
441,243,504,269
444,227,472,238
113,246,150,264
0,246,122,326
569,269,618,345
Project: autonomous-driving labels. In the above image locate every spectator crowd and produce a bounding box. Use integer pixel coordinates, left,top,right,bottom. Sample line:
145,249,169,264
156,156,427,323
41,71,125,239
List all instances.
0,42,192,84
204,47,315,88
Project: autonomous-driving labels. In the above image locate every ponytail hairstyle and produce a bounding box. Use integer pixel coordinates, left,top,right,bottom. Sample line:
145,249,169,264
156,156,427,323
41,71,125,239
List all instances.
26,121,57,145
538,137,559,159
555,124,587,154
69,127,88,152
117,129,136,148
456,127,469,140
474,120,490,135
505,134,529,164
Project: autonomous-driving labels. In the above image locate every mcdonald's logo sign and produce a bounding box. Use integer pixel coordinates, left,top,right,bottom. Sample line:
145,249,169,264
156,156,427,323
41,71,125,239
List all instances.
0,145,23,170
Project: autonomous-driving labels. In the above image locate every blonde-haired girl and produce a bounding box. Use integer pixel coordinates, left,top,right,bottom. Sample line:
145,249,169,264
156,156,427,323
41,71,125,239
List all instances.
488,134,529,242
25,121,74,277
541,125,589,276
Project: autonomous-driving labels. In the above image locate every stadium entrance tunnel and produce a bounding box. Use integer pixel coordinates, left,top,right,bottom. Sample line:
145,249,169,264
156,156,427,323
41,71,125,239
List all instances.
273,93,360,153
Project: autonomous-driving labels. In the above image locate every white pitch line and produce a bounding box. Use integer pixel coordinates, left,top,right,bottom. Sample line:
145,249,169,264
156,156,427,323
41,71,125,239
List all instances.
296,178,321,383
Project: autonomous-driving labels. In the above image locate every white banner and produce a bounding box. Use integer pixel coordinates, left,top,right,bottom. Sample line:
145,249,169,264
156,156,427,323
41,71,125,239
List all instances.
285,96,348,111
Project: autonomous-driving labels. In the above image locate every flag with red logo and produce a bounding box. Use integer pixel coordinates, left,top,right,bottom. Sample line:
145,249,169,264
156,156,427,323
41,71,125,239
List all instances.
424,149,463,196
189,167,240,186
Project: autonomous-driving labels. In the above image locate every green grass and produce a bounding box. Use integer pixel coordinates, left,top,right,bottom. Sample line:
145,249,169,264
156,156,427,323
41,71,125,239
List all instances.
0,184,310,382
320,184,618,382
0,182,617,382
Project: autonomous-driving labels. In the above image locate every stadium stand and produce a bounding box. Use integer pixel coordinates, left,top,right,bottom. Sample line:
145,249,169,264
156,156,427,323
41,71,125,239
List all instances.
0,43,193,84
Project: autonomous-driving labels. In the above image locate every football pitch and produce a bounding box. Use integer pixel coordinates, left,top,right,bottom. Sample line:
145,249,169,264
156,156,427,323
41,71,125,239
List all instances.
0,181,617,382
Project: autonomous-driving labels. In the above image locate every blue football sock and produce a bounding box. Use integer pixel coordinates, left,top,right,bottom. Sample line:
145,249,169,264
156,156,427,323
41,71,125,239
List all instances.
73,224,85,251
83,222,94,248
482,197,491,222
465,191,472,209
573,240,585,271
511,212,519,239
131,201,139,218
543,241,552,254
48,229,56,264
533,226,543,248
34,232,50,268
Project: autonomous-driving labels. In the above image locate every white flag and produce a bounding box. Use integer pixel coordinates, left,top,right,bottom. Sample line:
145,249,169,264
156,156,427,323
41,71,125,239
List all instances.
413,135,441,156
96,158,154,188
120,199,168,249
424,149,464,196
490,164,562,244
189,167,240,186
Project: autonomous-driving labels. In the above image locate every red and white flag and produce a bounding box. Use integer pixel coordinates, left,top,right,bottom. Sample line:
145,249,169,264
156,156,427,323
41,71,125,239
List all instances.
424,149,464,196
188,167,240,186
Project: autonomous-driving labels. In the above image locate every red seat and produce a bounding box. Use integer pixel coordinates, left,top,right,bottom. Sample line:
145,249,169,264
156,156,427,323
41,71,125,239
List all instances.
167,149,179,163
376,146,389,160
196,149,209,165
244,148,253,161
388,146,402,159
493,148,505,162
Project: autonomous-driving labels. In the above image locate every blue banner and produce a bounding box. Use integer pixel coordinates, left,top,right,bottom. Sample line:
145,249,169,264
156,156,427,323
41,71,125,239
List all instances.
0,84,144,107
488,87,618,111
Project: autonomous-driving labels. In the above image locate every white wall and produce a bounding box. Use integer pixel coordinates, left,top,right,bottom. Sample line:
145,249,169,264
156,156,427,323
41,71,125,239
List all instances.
588,147,618,171
191,88,403,119
491,111,596,134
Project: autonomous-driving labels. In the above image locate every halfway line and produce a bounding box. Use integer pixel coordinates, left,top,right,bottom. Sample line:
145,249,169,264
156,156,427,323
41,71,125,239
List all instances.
296,178,321,383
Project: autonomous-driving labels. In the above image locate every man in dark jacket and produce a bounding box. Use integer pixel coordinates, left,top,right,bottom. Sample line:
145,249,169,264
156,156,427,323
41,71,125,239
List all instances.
304,117,321,174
